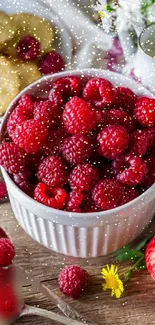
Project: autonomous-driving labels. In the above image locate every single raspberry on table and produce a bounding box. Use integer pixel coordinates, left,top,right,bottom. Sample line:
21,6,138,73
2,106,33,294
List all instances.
97,125,129,160
12,170,34,196
143,154,155,188
62,135,93,165
66,190,84,212
0,238,15,266
114,154,148,186
118,187,139,206
49,76,81,106
92,179,123,210
34,183,67,209
62,96,99,135
102,109,137,133
0,142,26,174
145,236,155,281
69,163,99,192
12,120,48,154
37,155,68,188
83,77,116,109
114,87,137,114
43,129,65,156
7,95,34,138
58,265,89,299
0,285,19,320
16,35,40,61
39,51,65,75
0,182,7,199
134,97,155,127
34,100,61,129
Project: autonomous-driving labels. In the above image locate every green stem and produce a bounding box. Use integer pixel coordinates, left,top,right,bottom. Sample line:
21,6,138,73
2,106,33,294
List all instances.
120,256,144,278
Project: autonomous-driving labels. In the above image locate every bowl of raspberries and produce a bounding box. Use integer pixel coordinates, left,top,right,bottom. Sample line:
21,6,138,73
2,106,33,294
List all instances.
0,69,155,258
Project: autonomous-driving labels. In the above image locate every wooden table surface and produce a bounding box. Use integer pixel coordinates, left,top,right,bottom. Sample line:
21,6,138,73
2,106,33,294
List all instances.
1,201,155,325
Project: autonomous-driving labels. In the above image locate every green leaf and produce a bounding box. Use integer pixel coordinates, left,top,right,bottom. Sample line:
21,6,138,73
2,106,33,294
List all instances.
136,234,154,251
115,245,131,257
124,270,132,281
116,249,144,263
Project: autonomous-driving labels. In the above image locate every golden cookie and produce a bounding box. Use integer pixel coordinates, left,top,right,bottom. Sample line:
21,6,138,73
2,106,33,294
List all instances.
0,11,17,49
1,30,21,57
12,60,41,90
10,13,54,53
0,56,20,115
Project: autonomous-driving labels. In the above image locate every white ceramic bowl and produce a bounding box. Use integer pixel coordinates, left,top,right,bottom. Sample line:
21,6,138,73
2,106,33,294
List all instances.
1,69,155,258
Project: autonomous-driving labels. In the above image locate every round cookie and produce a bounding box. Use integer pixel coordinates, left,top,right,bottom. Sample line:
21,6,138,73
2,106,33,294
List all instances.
12,59,41,90
0,11,17,50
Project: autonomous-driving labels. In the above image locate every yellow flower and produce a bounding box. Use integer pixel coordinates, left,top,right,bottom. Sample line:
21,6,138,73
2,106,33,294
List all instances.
101,265,124,299
98,11,105,18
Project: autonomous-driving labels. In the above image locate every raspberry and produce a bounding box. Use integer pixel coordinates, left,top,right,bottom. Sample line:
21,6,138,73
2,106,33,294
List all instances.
49,77,81,106
81,192,99,212
102,109,137,133
92,179,123,210
143,154,155,188
69,163,99,192
39,51,65,74
0,238,15,266
34,100,61,129
43,129,65,156
0,142,26,174
62,135,93,165
34,183,67,209
17,35,40,61
12,120,48,154
0,182,7,199
58,265,89,299
97,125,129,160
114,87,137,114
37,155,68,188
118,187,139,206
145,236,155,281
134,97,155,127
62,96,99,135
7,96,34,138
66,190,84,212
0,285,19,319
83,78,116,109
12,170,34,196
129,129,152,157
114,154,148,186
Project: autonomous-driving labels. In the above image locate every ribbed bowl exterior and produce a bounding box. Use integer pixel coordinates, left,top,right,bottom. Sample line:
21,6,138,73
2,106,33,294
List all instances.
7,190,155,258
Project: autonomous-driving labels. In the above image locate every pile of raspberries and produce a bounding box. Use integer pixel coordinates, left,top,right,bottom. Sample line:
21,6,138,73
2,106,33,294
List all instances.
0,76,155,212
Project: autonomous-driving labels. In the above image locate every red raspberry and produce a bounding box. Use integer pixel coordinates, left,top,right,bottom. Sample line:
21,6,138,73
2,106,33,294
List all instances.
69,163,99,192
37,155,68,188
43,129,65,156
34,100,61,129
145,236,155,281
12,120,48,154
62,135,93,165
129,129,153,157
66,190,84,212
39,51,65,74
83,78,116,109
114,154,148,186
12,170,34,196
62,96,99,135
17,35,40,60
0,142,26,174
118,187,139,206
49,76,81,106
134,97,155,127
102,109,137,133
58,265,89,299
7,96,34,138
114,87,137,114
97,125,129,160
81,192,99,212
34,183,67,209
0,285,19,319
0,182,7,199
92,179,123,210
143,154,155,188
0,238,15,266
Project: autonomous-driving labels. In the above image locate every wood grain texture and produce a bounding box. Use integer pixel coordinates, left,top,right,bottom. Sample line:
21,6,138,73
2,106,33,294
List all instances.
1,201,155,325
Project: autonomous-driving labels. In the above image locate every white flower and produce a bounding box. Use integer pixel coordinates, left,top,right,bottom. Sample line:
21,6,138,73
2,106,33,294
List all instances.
94,0,117,33
147,4,155,24
115,0,145,32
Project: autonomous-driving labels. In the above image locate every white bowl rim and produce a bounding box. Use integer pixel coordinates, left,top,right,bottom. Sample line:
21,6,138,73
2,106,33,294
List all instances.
1,68,155,220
